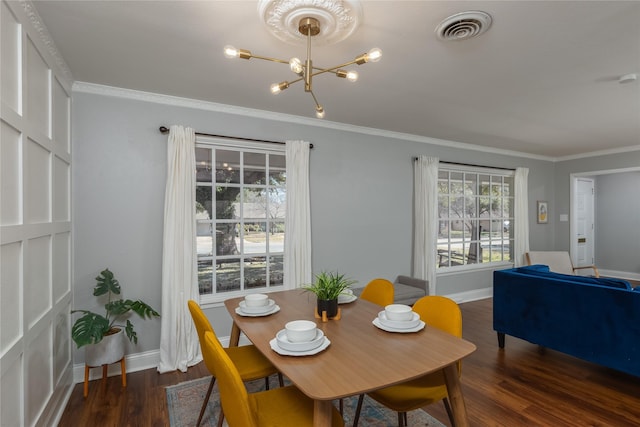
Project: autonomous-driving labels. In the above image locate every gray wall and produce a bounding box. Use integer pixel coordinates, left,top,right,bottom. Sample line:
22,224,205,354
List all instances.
595,171,640,272
72,88,556,363
554,152,640,254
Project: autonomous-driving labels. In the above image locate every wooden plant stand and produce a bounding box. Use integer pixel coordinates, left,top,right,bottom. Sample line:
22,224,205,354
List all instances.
83,357,127,398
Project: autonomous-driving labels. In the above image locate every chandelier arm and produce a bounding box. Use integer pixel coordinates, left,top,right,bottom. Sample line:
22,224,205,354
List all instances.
309,90,322,109
309,59,360,78
249,54,290,64
287,77,305,86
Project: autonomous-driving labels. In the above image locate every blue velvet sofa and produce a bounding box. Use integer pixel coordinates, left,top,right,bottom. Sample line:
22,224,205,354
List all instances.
493,265,640,377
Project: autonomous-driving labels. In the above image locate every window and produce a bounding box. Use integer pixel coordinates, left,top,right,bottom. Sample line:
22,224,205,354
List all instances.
437,165,513,269
195,140,286,298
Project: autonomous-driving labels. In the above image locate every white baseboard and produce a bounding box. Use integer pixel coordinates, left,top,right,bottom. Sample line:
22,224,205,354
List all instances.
598,269,640,282
444,287,493,304
72,290,491,384
71,336,246,384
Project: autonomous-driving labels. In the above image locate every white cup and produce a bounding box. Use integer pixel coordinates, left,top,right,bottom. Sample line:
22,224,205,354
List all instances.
244,293,268,307
385,304,413,321
285,320,317,342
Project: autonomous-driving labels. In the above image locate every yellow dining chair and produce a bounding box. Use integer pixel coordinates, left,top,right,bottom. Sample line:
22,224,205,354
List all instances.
188,300,283,427
353,295,462,427
360,278,395,306
202,330,345,427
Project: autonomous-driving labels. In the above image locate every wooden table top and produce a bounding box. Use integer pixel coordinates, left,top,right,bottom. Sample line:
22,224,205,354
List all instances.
225,289,477,401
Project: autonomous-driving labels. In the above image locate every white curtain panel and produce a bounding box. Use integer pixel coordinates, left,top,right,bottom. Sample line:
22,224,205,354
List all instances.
514,167,531,267
157,125,202,373
413,156,439,295
283,140,312,289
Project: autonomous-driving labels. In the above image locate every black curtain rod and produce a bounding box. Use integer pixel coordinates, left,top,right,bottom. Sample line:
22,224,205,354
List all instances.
159,126,313,149
413,157,515,171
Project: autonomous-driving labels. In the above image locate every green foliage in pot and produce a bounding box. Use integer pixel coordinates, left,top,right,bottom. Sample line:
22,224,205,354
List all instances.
302,271,357,300
71,268,160,348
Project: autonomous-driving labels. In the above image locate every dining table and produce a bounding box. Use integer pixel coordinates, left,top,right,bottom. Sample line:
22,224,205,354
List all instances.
224,289,477,427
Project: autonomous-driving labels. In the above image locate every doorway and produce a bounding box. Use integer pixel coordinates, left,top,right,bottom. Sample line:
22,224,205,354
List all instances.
572,177,595,268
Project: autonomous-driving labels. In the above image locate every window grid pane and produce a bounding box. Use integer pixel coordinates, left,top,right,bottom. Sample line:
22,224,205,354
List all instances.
437,168,514,268
196,144,286,296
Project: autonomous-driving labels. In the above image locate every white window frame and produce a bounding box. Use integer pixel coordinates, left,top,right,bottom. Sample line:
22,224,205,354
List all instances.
437,163,514,272
195,136,286,304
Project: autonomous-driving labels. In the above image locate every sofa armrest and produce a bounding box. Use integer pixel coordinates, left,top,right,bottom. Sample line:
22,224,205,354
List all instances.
393,275,428,306
394,275,428,291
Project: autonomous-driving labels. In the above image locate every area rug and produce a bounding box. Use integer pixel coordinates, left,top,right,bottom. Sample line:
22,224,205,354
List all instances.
166,376,445,426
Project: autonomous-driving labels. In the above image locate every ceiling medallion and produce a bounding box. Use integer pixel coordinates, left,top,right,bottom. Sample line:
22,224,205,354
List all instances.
257,0,363,46
224,0,381,118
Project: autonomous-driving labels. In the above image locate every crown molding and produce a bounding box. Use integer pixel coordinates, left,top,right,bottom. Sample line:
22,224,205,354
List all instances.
554,144,640,162
72,81,559,162
17,0,74,86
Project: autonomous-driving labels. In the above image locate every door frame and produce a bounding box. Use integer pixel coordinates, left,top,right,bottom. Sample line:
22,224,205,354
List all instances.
570,166,640,267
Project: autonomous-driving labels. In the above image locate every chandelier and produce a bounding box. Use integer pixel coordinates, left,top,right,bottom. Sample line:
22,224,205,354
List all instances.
223,1,381,119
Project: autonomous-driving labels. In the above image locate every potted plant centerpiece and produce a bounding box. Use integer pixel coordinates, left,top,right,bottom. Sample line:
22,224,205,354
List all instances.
303,271,356,318
71,268,160,367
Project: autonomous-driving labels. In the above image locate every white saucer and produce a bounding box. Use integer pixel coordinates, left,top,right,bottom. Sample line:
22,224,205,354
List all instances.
372,317,425,333
238,299,276,314
275,329,325,352
235,304,280,317
269,337,331,356
338,294,357,304
377,311,421,329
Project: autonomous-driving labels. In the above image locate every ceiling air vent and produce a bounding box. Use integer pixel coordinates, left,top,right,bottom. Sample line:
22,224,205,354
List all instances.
435,11,492,41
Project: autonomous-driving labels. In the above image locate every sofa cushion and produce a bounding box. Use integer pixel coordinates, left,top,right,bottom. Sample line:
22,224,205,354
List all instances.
514,266,631,290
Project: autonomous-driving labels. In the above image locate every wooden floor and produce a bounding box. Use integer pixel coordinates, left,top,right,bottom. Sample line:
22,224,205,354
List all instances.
59,298,640,426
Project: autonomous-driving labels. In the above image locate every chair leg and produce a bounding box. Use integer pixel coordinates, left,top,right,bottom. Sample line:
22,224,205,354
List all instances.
353,394,365,427
216,412,225,427
443,398,455,427
278,372,284,387
196,376,216,427
265,376,270,390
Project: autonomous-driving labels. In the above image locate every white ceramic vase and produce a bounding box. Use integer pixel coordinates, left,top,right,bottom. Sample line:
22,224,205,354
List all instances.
85,328,125,367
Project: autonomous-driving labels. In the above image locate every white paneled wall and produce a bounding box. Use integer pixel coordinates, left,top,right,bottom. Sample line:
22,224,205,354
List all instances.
1,1,73,426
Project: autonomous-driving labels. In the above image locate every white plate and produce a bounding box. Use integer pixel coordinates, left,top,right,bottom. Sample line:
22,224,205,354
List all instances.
235,305,280,317
275,329,325,352
238,299,276,314
377,311,421,329
372,317,425,333
269,337,331,356
338,294,357,304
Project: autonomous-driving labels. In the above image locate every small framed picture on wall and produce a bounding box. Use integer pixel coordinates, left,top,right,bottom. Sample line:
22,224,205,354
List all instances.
537,201,548,224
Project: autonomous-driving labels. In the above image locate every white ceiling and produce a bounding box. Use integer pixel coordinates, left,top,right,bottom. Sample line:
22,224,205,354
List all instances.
31,0,640,158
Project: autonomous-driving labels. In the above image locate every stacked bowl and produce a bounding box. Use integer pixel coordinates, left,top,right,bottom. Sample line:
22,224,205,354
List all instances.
237,293,278,316
374,304,424,332
271,320,329,355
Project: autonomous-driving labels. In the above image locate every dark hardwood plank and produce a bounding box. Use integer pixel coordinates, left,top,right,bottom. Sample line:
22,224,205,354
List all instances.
59,298,640,426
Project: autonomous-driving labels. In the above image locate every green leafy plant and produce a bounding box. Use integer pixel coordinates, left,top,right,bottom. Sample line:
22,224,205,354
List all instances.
71,268,160,348
302,271,357,300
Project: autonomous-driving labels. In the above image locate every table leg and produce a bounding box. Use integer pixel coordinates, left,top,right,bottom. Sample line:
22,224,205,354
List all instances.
229,321,241,347
443,363,470,427
313,400,332,427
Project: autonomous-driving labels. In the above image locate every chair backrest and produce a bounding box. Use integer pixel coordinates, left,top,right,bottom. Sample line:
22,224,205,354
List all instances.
526,251,574,275
412,296,462,375
188,300,221,375
360,278,395,306
202,331,257,427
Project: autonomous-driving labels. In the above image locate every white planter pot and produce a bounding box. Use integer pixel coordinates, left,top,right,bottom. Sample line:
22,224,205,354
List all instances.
85,328,125,366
